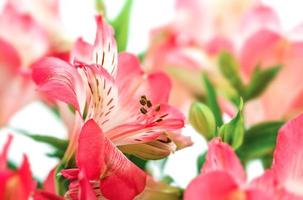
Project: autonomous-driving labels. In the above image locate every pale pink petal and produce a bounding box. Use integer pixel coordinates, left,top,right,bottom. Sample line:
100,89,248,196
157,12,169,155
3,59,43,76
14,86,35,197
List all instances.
93,16,118,77
239,29,282,78
261,42,303,120
201,138,246,185
239,4,281,41
71,38,94,65
108,104,184,146
0,4,49,66
271,114,303,196
32,57,85,113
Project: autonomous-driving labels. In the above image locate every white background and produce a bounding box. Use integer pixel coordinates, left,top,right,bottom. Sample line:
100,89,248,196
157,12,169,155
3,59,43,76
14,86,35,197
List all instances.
0,0,303,188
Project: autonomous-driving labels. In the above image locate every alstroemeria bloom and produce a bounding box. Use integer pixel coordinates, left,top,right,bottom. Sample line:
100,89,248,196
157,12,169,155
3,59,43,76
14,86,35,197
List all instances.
0,135,36,200
235,5,303,124
0,38,36,126
143,0,258,112
184,113,303,199
32,16,191,160
61,119,146,200
0,0,67,126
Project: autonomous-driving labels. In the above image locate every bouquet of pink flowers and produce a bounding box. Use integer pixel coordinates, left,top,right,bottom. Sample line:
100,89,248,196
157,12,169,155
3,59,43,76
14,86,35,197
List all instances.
1,0,303,199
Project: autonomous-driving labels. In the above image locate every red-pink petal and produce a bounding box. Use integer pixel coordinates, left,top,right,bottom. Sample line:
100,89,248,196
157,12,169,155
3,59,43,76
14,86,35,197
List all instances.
76,120,106,180
32,57,85,112
34,190,63,200
18,155,37,200
184,171,240,200
77,120,146,199
0,134,13,170
201,138,246,185
78,170,97,200
271,114,303,196
43,167,56,193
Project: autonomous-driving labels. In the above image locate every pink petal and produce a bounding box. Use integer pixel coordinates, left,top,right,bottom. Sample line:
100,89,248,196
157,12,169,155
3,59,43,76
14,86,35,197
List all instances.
0,37,21,75
76,120,106,180
108,104,184,146
261,42,303,120
0,134,13,170
205,36,234,56
78,170,97,200
239,29,282,78
136,72,172,104
77,120,146,199
93,16,118,77
17,155,37,200
184,171,240,200
116,53,143,101
71,38,94,66
201,138,246,185
43,167,56,193
271,114,303,196
0,4,49,66
61,168,80,180
34,190,63,200
32,57,85,112
239,4,281,41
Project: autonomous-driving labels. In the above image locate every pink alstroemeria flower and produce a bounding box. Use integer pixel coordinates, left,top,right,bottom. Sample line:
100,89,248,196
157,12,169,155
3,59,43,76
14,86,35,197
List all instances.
0,0,69,126
0,38,36,126
143,0,258,113
61,120,146,200
185,113,303,199
32,16,191,160
0,135,36,200
235,5,303,124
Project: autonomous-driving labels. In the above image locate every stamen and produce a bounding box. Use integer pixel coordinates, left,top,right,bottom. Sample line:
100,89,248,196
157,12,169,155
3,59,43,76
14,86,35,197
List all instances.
140,107,148,114
155,118,163,123
146,100,152,108
140,99,146,106
155,104,161,112
160,113,169,118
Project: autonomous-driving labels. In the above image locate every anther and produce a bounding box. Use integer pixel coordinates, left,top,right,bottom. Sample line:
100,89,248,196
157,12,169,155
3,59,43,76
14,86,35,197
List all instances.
155,104,161,112
140,107,148,114
146,100,152,108
140,99,146,106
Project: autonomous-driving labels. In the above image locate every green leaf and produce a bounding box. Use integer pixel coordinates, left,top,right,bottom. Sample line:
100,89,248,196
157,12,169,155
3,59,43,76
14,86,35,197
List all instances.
197,152,206,173
202,74,223,128
189,102,216,140
218,51,245,96
126,154,148,170
237,121,284,162
111,0,133,52
219,98,244,149
244,65,282,101
11,127,68,150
